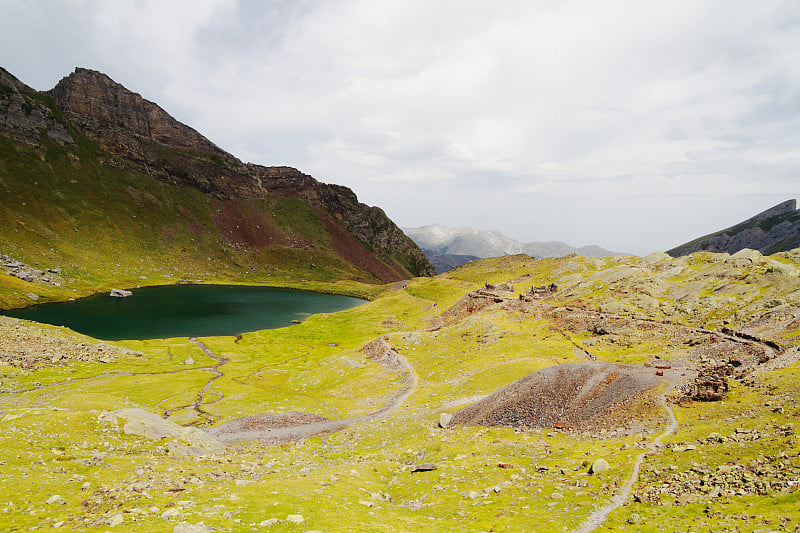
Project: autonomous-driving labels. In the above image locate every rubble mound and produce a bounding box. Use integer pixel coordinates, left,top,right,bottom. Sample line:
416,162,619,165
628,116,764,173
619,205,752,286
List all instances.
452,362,668,430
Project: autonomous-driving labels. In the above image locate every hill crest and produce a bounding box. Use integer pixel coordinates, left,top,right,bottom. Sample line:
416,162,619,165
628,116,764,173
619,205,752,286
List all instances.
667,199,800,257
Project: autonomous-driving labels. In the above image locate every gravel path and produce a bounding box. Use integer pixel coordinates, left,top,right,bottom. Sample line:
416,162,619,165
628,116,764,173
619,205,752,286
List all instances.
573,396,678,532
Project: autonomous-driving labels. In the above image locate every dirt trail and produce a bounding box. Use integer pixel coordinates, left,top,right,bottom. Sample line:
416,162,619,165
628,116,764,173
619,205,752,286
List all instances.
573,399,678,533
160,339,229,423
207,336,418,443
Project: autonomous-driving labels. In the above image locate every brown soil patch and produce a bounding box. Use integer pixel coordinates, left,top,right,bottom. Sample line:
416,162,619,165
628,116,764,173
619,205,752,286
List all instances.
211,199,288,248
452,362,677,431
209,411,330,434
187,221,205,237
320,211,404,283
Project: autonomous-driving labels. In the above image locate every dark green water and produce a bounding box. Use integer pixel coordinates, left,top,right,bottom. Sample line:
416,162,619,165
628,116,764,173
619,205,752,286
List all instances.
4,285,364,341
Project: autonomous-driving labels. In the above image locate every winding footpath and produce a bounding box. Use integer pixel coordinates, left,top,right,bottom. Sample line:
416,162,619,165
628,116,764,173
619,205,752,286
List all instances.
207,336,419,443
573,399,679,533
162,338,229,423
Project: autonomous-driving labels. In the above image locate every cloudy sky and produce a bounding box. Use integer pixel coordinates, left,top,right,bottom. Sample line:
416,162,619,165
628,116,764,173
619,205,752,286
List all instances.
2,0,798,254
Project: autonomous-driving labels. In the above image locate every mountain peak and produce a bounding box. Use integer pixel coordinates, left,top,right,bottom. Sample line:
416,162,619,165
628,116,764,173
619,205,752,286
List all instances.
49,67,226,155
0,67,34,93
404,224,624,265
753,199,796,221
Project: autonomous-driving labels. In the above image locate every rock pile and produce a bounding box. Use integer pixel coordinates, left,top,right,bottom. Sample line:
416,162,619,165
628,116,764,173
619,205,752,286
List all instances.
451,362,666,431
674,364,733,403
1,253,62,286
0,316,141,369
634,448,800,504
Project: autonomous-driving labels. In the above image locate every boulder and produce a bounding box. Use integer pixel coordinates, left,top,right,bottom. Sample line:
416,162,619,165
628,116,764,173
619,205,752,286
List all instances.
46,495,65,505
641,251,671,265
439,412,453,428
727,248,763,267
173,523,209,533
110,288,133,297
590,458,610,474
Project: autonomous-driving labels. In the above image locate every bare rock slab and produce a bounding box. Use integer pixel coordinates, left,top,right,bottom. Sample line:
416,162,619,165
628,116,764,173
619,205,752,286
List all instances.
99,408,225,455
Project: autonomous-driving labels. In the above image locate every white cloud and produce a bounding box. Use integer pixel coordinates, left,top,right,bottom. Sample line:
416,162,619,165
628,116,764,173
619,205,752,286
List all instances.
1,0,798,254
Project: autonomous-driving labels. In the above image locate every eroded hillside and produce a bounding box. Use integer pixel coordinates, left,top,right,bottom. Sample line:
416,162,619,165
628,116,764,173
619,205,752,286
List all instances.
0,250,799,531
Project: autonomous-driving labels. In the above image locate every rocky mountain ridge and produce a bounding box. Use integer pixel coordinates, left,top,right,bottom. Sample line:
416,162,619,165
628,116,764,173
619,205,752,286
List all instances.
667,199,800,257
0,66,434,293
404,224,624,265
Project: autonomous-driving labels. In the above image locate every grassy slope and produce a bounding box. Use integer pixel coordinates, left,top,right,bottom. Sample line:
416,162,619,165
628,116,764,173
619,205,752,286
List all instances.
0,252,799,531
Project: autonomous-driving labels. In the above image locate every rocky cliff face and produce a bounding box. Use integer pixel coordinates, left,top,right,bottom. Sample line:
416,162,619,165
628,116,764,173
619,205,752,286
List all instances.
50,68,223,154
0,66,434,283
667,200,800,257
0,67,74,147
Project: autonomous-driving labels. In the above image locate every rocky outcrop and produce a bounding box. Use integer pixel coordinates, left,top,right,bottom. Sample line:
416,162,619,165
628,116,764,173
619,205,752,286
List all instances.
318,184,435,277
48,68,258,199
243,166,434,276
0,67,74,147
667,200,800,257
0,254,62,286
50,68,222,154
109,289,132,298
99,408,225,455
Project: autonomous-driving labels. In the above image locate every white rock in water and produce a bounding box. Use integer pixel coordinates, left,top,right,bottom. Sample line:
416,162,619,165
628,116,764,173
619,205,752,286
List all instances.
110,289,133,297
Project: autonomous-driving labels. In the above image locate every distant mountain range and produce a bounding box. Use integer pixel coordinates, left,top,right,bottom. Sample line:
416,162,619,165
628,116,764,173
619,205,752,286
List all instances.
403,225,624,273
667,199,800,257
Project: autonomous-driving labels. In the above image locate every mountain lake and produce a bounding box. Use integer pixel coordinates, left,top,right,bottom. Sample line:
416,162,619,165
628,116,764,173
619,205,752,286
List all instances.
4,284,365,341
